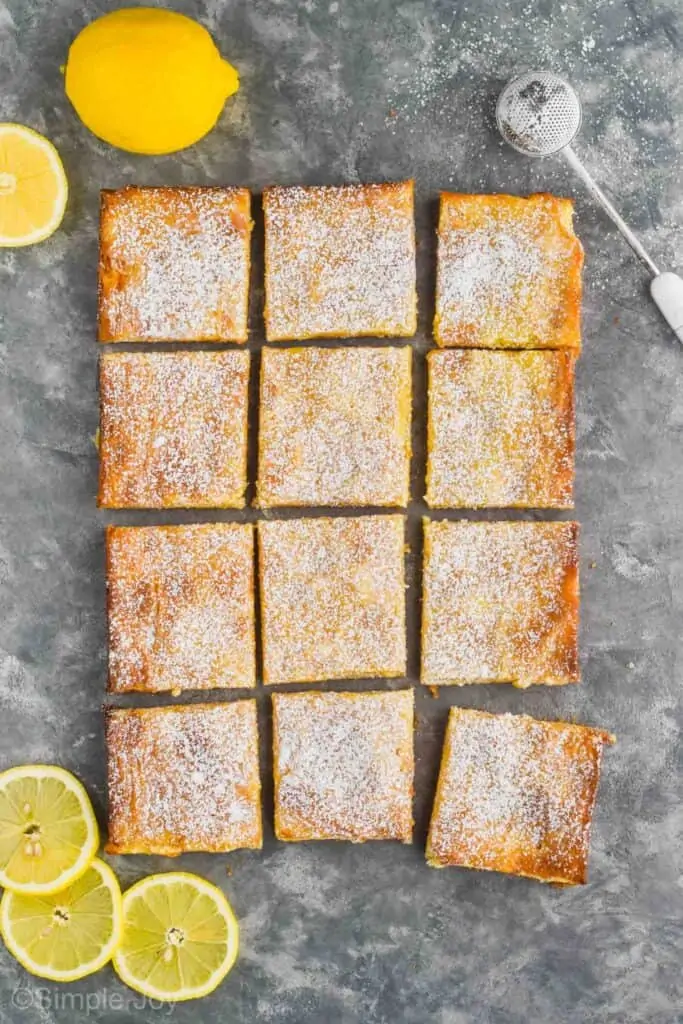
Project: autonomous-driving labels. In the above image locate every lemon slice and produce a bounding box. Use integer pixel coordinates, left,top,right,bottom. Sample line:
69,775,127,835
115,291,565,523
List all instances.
0,123,68,247
0,765,98,894
114,872,239,1002
0,858,122,982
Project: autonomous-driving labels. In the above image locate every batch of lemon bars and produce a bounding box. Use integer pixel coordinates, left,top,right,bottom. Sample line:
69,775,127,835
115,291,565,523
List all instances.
97,180,614,887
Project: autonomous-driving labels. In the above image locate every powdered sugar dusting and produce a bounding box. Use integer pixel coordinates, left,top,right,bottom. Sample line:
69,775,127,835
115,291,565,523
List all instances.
105,702,262,855
263,183,416,340
427,350,575,509
99,186,252,342
421,521,579,686
435,193,583,349
259,515,407,684
106,524,255,693
427,708,613,884
258,346,412,507
273,690,414,843
99,351,249,508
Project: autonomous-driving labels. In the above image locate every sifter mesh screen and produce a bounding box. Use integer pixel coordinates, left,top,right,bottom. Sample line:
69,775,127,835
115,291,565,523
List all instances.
496,71,582,156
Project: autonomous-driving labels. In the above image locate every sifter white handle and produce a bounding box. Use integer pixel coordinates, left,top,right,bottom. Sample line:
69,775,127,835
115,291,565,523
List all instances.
650,272,683,344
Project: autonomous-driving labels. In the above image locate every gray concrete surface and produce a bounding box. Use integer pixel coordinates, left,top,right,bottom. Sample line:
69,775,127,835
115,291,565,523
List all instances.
0,1,682,1021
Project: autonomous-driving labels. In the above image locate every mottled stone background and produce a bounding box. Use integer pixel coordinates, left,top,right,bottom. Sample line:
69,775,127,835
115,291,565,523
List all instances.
1,1,682,1021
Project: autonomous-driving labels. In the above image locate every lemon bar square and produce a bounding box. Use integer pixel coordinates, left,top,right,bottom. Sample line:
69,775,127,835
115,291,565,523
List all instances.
258,515,407,684
98,351,249,509
421,520,579,687
427,708,614,884
272,689,414,843
434,192,583,350
426,350,575,509
98,186,252,342
263,181,417,341
257,346,412,507
106,524,256,693
105,702,262,856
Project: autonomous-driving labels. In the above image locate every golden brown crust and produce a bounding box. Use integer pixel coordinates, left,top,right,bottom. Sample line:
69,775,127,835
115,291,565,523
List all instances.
257,346,412,508
421,520,579,687
98,351,250,509
426,349,575,509
105,702,262,856
98,186,252,342
106,524,256,693
258,515,407,685
272,690,414,843
263,181,417,341
426,708,614,884
434,192,583,350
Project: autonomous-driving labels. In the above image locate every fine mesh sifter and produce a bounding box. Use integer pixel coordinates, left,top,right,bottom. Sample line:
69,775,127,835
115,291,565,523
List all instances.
496,71,683,344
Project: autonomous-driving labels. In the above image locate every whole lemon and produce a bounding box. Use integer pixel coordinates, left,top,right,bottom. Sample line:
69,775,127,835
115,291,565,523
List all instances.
64,7,239,155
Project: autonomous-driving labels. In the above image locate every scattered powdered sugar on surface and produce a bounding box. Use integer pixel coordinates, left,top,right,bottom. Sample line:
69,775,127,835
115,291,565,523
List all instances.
99,187,252,342
435,195,582,348
274,690,414,842
427,350,574,508
380,4,677,211
428,709,612,883
259,515,406,684
99,351,249,508
258,346,411,507
107,524,255,692
422,521,578,686
106,702,261,854
263,183,416,340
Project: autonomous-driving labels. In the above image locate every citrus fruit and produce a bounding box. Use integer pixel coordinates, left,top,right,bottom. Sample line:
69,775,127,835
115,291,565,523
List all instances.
0,858,122,982
113,872,239,1001
0,765,99,895
0,124,68,247
64,8,240,155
